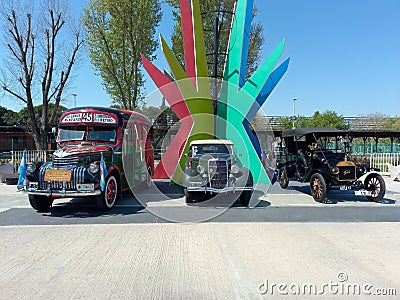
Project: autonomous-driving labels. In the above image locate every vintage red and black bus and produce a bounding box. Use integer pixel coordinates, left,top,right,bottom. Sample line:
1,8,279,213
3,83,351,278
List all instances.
22,106,154,211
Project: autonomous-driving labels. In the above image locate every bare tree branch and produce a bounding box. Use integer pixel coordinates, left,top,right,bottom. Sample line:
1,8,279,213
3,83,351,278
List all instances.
2,85,27,103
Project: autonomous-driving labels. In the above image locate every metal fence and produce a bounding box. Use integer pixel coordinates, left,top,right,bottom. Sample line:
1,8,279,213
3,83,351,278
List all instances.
11,150,53,172
370,153,400,173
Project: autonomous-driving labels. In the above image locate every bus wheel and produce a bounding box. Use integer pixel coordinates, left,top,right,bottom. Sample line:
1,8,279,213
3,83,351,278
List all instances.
97,174,120,211
29,195,53,212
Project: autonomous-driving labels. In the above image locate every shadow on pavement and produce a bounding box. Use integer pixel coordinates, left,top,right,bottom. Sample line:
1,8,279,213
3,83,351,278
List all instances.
44,196,146,219
290,184,397,205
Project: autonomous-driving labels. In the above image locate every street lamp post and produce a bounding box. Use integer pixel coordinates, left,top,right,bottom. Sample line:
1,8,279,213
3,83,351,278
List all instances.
72,93,77,107
292,97,298,129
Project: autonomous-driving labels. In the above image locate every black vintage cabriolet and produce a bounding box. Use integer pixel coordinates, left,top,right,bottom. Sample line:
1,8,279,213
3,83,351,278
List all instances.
182,139,253,206
277,128,386,202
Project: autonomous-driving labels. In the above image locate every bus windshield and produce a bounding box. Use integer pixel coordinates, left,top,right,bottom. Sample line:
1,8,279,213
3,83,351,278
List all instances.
87,127,116,142
59,127,85,142
59,126,117,143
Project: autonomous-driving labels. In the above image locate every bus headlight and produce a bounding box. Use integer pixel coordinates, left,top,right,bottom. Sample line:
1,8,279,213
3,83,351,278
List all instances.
27,163,37,173
89,163,100,174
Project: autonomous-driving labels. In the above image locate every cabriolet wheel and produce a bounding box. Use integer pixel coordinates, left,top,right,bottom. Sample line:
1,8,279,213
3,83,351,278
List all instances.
185,189,195,203
239,191,252,207
29,195,53,212
310,173,327,203
365,174,386,202
146,165,152,188
97,174,121,211
279,167,289,189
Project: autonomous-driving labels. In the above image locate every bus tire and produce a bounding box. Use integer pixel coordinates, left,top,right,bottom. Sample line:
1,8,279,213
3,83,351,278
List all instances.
97,174,121,211
29,195,53,212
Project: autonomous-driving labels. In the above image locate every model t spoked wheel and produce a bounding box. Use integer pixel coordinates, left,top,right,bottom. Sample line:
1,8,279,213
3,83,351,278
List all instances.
310,173,327,203
97,174,120,211
365,174,386,202
278,167,289,189
29,195,53,212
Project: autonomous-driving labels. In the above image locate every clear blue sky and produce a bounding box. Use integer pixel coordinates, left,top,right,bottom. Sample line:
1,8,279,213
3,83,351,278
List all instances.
2,0,399,117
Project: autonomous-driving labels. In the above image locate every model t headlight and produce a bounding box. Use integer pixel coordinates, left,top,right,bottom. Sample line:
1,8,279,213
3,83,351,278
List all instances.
231,164,240,174
26,163,36,173
196,164,206,174
332,166,339,175
89,163,100,174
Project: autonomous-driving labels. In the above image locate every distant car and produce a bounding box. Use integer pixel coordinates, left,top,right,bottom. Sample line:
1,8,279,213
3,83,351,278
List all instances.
277,128,386,202
183,139,253,206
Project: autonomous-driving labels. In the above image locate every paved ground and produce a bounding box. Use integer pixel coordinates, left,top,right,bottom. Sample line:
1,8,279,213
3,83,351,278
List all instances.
0,178,399,299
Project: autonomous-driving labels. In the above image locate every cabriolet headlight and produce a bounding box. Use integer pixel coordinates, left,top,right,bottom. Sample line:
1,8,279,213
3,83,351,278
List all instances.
89,163,100,174
196,164,206,174
27,163,37,173
231,164,240,174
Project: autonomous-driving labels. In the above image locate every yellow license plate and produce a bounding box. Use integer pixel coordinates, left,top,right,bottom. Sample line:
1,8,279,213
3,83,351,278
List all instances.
44,170,72,182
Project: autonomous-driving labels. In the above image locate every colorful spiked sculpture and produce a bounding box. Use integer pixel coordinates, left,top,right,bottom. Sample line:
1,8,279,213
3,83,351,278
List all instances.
142,0,289,196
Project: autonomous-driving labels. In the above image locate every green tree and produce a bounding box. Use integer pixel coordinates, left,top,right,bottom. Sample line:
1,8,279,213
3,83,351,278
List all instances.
301,111,349,130
13,104,67,131
275,110,349,130
0,106,17,126
134,105,163,124
1,1,83,150
166,0,264,79
83,0,162,110
350,113,400,130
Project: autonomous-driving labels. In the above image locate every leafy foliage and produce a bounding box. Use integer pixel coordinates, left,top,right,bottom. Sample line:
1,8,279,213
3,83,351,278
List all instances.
83,0,162,110
0,106,17,126
11,104,67,131
276,110,350,130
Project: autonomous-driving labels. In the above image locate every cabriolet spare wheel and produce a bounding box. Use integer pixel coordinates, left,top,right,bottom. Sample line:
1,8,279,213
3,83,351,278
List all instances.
296,154,309,181
97,173,121,211
279,167,289,189
310,173,327,203
365,174,386,202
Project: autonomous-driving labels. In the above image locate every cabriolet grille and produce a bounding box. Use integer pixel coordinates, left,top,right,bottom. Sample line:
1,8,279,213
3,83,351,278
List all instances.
52,157,78,169
338,166,356,181
208,160,228,189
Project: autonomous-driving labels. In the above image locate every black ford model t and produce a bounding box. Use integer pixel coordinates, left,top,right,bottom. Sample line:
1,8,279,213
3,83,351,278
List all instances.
276,128,386,202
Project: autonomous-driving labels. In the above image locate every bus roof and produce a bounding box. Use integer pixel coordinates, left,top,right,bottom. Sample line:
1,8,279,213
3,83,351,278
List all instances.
59,106,151,126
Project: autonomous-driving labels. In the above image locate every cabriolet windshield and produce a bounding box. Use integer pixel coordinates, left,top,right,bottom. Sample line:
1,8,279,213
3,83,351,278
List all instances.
191,144,233,157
